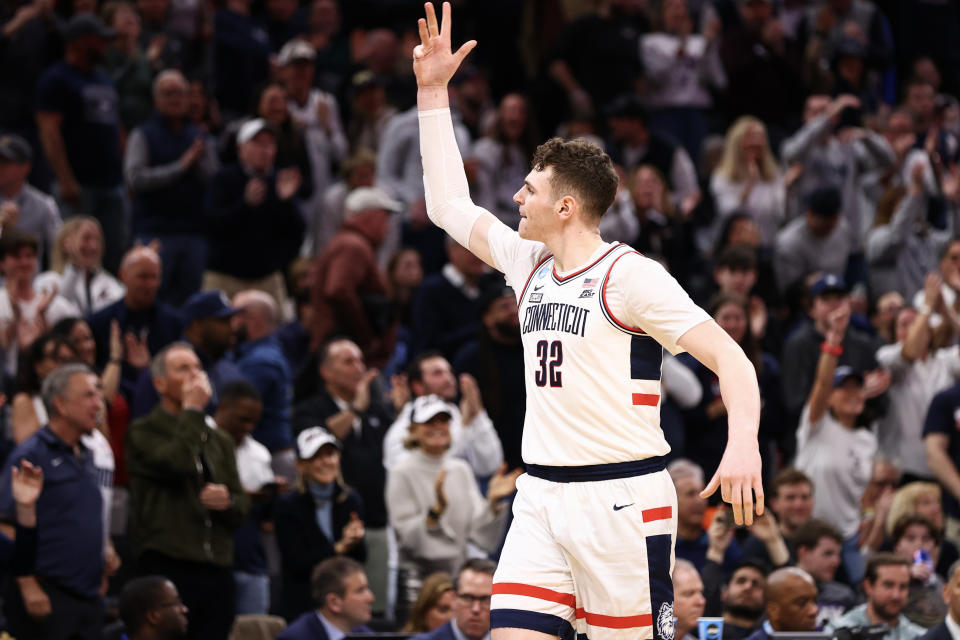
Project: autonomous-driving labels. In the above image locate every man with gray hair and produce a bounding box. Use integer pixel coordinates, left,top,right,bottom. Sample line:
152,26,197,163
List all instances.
0,363,107,639
127,342,248,640
232,290,296,481
124,68,218,305
670,458,742,574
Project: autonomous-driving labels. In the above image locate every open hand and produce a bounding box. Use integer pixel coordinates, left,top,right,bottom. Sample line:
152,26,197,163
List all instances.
412,2,477,89
701,437,764,526
486,463,522,504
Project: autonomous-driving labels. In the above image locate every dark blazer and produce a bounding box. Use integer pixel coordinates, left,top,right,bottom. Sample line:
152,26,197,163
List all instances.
273,484,366,620
412,621,459,640
276,611,374,640
918,622,951,640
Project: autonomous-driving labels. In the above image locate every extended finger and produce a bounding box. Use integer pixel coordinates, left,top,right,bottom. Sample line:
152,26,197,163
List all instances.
754,481,765,516
425,2,439,38
453,40,477,65
741,483,754,526
730,481,744,525
440,1,451,41
700,471,720,499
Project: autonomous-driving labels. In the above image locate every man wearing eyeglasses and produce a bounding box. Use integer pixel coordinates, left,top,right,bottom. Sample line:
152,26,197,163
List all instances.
415,558,497,640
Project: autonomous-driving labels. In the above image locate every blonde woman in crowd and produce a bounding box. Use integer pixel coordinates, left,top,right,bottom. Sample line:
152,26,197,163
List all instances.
36,216,125,316
711,116,786,248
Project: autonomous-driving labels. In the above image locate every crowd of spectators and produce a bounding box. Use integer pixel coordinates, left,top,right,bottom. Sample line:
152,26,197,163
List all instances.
1,0,960,637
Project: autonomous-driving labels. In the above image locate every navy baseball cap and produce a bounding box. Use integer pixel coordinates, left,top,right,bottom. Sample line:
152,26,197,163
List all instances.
810,273,848,297
832,366,863,388
182,290,241,325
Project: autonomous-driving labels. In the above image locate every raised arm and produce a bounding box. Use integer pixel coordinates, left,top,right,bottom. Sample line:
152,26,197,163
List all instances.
414,2,500,267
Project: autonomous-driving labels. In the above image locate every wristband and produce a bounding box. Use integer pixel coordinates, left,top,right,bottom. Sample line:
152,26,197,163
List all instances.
820,341,843,356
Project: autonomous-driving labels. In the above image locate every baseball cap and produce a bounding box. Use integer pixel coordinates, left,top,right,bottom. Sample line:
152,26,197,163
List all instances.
410,394,454,424
181,290,242,325
297,427,341,460
63,13,116,41
351,70,381,92
277,39,316,65
604,94,648,122
832,365,864,388
236,118,275,145
345,187,402,215
810,273,848,297
0,135,32,163
805,185,842,218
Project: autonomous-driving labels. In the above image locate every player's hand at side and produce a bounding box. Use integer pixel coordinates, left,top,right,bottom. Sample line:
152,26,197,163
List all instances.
701,438,763,526
412,2,476,89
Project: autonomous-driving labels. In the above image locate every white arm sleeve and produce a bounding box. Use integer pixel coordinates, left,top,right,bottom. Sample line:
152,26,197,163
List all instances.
418,108,486,247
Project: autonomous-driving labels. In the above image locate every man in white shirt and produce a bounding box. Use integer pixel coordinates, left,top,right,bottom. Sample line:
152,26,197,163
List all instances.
383,351,503,477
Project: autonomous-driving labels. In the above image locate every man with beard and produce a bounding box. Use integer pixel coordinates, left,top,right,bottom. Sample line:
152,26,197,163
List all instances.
130,289,247,418
827,554,925,640
35,14,127,273
231,290,295,482
454,285,525,468
745,567,819,640
714,560,769,640
382,350,503,477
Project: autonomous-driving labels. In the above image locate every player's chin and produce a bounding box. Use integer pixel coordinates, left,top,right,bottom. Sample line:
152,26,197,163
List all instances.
517,218,532,239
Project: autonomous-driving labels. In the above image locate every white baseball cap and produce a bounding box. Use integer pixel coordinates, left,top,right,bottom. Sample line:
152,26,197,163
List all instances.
410,394,455,424
236,118,275,145
344,187,402,215
277,39,316,65
296,427,341,460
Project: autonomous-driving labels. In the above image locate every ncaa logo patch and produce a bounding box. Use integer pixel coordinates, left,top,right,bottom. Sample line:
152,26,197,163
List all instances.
657,602,675,640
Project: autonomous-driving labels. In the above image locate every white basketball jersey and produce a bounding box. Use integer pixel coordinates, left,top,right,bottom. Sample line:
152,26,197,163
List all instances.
516,243,675,466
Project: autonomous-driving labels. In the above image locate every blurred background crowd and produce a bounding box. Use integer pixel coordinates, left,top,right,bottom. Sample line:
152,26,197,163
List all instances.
2,0,960,637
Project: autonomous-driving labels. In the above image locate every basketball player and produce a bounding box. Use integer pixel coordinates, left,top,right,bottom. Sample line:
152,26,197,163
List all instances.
413,4,764,639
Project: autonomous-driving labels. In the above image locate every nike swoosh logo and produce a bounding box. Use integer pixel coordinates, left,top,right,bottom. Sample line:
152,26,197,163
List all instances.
613,503,634,511
534,285,544,291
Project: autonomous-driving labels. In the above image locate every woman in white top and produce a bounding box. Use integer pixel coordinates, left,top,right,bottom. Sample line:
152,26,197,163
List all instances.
35,216,125,316
710,117,786,248
640,0,726,159
386,395,519,616
795,300,883,585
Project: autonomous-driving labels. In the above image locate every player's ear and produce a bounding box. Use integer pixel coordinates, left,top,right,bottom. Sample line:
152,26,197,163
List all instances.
556,195,575,221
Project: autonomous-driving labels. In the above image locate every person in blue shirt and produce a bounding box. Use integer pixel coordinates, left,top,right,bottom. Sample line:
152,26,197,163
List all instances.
278,557,374,640
0,459,43,578
0,363,107,640
231,289,295,480
413,558,497,640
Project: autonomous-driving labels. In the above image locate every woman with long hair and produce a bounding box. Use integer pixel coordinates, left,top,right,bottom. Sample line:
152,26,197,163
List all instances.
711,116,785,249
401,571,456,633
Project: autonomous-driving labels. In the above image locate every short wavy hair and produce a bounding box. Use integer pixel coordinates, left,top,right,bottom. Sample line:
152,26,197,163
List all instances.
531,137,618,221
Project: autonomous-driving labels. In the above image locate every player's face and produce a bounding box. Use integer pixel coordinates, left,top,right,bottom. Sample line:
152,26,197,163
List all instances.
514,167,558,241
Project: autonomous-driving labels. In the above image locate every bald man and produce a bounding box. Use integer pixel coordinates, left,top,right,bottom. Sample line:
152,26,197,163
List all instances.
125,68,217,306
231,290,295,481
917,560,960,640
745,568,819,640
88,244,184,392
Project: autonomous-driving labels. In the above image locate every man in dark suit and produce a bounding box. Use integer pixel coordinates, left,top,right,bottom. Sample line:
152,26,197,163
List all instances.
744,567,819,640
918,560,960,640
414,558,497,640
278,557,374,640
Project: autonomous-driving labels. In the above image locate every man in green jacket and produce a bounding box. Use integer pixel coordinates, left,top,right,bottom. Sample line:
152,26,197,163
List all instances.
127,341,249,640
